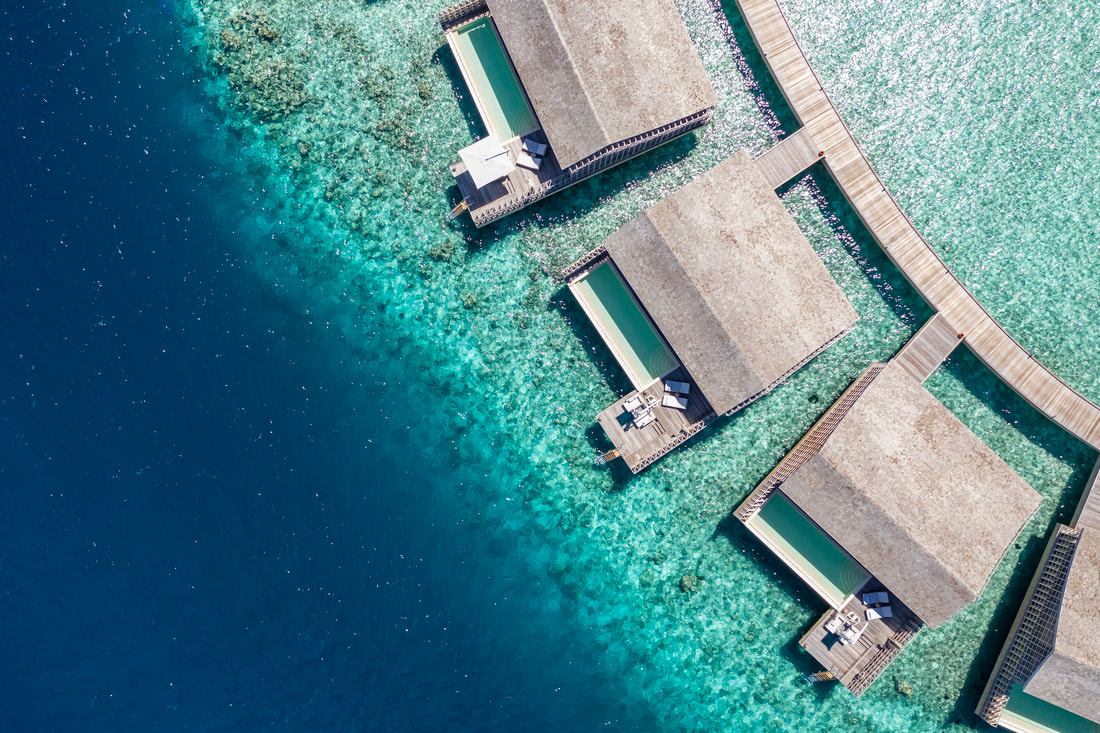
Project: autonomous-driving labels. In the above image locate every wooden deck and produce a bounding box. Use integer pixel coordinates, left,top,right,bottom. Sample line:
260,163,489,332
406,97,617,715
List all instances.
451,132,562,225
799,583,923,697
753,126,821,189
891,313,963,383
595,367,716,473
734,0,1100,451
1071,456,1100,534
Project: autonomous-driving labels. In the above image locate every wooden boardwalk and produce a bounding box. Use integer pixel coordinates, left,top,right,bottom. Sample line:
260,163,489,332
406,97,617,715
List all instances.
892,313,962,383
735,0,1100,451
753,126,820,188
1071,456,1100,534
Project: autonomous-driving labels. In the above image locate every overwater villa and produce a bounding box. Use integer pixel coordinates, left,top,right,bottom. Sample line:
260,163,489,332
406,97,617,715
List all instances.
560,151,857,473
734,360,1042,697
438,0,718,227
976,461,1100,733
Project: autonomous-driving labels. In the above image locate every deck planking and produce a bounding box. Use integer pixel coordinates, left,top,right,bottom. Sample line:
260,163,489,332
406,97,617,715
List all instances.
891,313,962,383
799,585,921,696
595,367,715,473
451,132,562,225
734,0,1100,451
753,126,821,189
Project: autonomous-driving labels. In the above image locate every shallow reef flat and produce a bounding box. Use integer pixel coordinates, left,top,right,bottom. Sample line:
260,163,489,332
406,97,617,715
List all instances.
172,0,1098,730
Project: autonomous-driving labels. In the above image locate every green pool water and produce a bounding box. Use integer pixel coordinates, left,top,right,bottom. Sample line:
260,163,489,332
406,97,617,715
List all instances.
749,493,869,607
449,17,537,141
570,262,679,391
1001,685,1100,733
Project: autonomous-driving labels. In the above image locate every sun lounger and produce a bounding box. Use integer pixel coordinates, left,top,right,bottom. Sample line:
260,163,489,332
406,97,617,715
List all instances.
866,606,893,620
862,591,889,606
664,380,690,395
662,394,688,410
516,152,542,171
522,138,548,156
633,410,656,428
622,395,644,412
823,615,844,635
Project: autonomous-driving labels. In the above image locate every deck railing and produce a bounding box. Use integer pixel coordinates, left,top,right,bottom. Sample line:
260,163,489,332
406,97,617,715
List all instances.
735,363,886,520
847,616,923,697
438,0,488,30
977,525,1081,726
558,246,608,283
469,108,715,227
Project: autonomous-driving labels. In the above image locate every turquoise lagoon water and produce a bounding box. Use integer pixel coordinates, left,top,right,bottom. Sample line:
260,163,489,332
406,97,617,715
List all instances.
780,0,1100,402
171,0,1099,730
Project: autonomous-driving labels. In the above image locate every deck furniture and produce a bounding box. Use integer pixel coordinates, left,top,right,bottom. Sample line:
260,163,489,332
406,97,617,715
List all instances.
622,395,644,412
522,138,547,156
838,620,868,646
862,591,889,606
634,410,656,428
866,606,893,620
516,151,542,171
662,394,688,410
664,380,691,394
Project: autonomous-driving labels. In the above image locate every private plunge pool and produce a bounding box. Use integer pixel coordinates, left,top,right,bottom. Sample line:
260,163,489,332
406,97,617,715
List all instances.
569,261,679,392
747,493,870,608
447,16,538,142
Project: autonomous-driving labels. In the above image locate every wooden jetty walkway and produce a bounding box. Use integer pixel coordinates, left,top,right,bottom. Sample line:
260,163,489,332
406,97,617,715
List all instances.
892,313,963,384
735,0,1100,451
753,126,820,189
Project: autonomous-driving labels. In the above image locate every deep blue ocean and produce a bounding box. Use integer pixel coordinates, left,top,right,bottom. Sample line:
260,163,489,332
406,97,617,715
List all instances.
4,0,1097,731
0,2,652,730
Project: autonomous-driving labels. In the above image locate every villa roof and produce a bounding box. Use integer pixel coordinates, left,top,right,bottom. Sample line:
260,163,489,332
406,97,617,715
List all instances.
778,362,1041,629
487,0,717,170
1023,528,1100,724
601,151,857,415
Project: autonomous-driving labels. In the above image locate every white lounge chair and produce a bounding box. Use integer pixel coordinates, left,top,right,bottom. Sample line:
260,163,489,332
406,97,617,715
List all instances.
823,615,844,635
838,620,868,645
866,606,893,620
664,380,690,395
622,395,644,412
522,138,548,156
633,409,656,428
662,394,688,410
862,591,889,606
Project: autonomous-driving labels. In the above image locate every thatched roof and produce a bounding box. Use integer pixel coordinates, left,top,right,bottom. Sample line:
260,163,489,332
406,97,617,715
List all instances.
602,151,857,415
1023,528,1100,723
778,362,1041,628
488,0,717,169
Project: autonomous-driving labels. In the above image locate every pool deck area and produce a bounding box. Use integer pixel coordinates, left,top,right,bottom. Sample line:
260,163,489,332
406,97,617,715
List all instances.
450,131,563,222
799,586,923,697
594,367,716,474
735,0,1100,452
